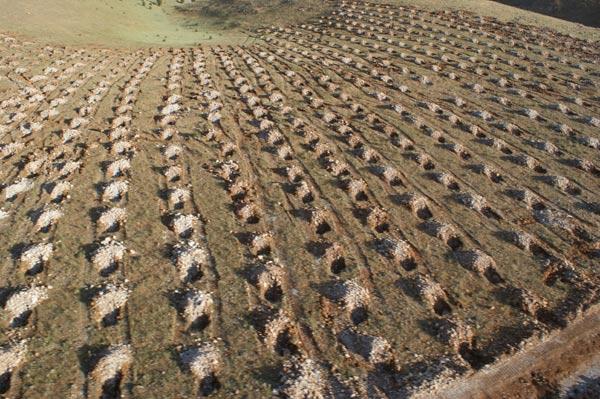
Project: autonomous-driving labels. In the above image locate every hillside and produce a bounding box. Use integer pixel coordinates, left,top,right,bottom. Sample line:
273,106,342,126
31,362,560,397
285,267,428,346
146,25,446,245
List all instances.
0,0,598,46
0,0,246,46
0,0,599,398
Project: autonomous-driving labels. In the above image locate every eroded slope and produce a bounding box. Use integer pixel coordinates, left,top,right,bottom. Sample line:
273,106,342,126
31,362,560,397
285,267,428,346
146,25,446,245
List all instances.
0,0,599,397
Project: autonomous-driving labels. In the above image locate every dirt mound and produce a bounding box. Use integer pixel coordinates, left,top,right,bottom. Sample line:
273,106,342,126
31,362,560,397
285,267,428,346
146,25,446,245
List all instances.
0,0,599,397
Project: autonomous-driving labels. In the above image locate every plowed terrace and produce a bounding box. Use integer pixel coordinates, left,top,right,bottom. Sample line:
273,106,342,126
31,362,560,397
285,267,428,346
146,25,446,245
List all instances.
0,1,599,398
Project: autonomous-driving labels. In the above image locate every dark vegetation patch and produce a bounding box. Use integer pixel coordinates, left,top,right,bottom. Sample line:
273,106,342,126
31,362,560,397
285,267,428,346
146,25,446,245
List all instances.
174,0,331,30
494,0,600,27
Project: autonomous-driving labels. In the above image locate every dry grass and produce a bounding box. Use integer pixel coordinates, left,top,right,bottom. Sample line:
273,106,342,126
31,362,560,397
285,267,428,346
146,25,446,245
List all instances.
0,0,598,397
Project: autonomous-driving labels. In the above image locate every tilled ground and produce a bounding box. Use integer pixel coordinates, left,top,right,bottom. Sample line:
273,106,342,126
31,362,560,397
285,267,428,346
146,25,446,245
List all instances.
0,1,599,398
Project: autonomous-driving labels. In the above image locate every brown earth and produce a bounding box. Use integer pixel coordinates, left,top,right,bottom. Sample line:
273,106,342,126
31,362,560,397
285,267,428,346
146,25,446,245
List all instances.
432,305,600,398
0,1,599,398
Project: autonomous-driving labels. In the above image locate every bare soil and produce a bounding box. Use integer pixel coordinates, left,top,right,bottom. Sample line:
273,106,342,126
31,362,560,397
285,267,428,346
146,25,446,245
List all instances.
432,305,600,398
0,0,599,398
